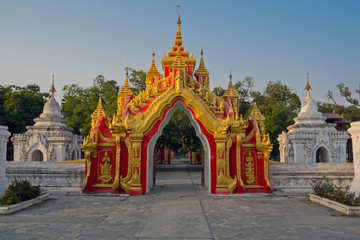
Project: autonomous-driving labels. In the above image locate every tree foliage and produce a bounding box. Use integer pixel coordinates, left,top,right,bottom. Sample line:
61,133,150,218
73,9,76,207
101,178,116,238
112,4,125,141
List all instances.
61,75,119,137
0,84,49,134
250,81,301,157
317,102,360,123
157,109,202,154
128,68,146,95
234,76,255,115
336,83,360,107
327,82,360,107
213,86,226,97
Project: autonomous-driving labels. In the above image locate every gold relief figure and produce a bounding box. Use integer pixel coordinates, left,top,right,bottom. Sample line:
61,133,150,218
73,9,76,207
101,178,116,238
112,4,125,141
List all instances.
129,98,140,112
245,152,256,185
211,95,217,108
139,91,148,105
189,78,196,91
195,83,204,98
152,84,159,96
175,72,182,94
99,151,113,184
204,92,210,103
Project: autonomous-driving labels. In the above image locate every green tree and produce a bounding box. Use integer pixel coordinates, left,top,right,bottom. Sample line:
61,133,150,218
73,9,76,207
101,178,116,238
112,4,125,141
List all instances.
158,110,202,154
62,75,119,137
234,76,255,115
317,102,360,123
251,81,301,158
213,86,226,97
327,83,360,107
128,68,146,95
0,84,49,134
0,84,49,160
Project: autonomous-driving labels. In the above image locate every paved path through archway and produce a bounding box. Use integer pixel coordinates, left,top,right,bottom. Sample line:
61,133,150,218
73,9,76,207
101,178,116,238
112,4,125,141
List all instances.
140,162,212,239
2,161,360,239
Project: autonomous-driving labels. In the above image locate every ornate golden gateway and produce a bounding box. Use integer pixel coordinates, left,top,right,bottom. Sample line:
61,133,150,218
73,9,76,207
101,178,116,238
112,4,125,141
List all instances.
82,16,273,195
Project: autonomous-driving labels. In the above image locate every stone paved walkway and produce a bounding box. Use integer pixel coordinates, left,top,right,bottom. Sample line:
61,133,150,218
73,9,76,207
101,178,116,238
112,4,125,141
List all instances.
1,162,360,239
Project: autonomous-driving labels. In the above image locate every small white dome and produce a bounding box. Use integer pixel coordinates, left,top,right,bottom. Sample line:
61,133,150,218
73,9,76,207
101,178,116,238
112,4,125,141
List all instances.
42,97,63,118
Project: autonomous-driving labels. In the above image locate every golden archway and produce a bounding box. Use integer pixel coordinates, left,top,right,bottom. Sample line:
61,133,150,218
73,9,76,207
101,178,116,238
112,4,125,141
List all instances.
82,17,272,195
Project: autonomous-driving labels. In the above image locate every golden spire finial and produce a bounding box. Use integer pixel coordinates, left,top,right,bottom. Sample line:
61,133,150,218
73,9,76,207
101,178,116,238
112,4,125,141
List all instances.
223,71,238,98
125,67,129,85
50,74,56,98
229,71,233,85
118,69,134,98
147,49,161,77
173,6,183,52
305,72,311,92
195,49,209,78
197,49,207,71
97,93,103,109
176,5,181,25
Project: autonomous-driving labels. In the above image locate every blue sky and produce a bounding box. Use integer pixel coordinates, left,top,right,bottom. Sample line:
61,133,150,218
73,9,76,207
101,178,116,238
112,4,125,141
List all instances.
1,0,359,106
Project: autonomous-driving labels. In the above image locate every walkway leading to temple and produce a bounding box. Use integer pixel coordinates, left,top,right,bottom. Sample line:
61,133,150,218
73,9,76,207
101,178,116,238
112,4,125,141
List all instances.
140,161,212,239
1,163,360,239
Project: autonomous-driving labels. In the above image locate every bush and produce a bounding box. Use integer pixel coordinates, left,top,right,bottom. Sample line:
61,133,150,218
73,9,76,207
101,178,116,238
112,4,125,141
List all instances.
311,176,360,206
0,178,41,206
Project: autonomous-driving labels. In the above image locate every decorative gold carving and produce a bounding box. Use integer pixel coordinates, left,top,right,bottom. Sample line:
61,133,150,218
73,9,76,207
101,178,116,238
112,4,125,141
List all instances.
119,137,132,193
216,143,225,158
82,134,97,188
215,138,237,194
241,129,255,143
129,168,141,187
217,160,225,168
175,72,183,94
98,151,113,184
217,170,227,187
256,133,273,189
133,159,141,167
113,135,121,191
244,152,256,185
83,151,91,187
235,134,244,190
244,185,264,189
242,144,255,148
98,143,115,147
92,184,112,187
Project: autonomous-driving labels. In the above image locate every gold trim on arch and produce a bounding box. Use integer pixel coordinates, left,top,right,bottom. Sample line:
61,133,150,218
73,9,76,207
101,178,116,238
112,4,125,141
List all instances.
241,129,254,143
98,131,115,143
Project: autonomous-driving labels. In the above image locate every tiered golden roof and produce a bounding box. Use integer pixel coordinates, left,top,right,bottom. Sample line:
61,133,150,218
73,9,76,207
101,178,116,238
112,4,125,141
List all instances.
172,44,187,68
118,70,134,98
223,73,239,98
195,50,209,76
171,17,184,52
91,94,107,127
147,51,161,78
248,102,265,121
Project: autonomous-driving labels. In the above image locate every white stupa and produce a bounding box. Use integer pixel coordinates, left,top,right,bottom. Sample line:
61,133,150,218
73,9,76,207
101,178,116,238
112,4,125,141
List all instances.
278,75,350,163
12,76,82,162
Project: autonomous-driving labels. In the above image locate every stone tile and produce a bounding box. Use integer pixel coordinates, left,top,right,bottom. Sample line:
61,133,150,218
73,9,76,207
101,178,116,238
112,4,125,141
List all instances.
1,163,360,239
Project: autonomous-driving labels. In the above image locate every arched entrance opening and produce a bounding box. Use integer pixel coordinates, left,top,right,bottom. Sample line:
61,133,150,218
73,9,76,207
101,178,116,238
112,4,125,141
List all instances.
146,101,211,193
31,149,43,161
316,147,329,163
